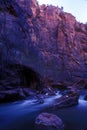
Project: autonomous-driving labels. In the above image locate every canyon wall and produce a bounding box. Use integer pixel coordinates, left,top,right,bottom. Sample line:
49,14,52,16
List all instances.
0,0,87,85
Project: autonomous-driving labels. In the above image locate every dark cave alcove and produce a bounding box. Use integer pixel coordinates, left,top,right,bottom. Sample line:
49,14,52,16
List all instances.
1,63,42,90
19,64,41,89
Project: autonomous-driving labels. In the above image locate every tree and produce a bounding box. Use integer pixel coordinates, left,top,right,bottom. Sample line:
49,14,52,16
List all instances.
61,6,64,11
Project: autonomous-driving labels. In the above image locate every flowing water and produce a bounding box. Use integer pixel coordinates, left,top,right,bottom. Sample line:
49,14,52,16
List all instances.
0,91,87,130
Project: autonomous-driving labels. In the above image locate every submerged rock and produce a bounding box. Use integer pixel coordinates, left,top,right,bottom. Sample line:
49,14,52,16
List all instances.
35,112,64,129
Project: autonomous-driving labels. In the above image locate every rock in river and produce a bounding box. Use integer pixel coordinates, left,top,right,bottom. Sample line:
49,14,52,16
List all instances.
53,91,79,108
35,112,64,129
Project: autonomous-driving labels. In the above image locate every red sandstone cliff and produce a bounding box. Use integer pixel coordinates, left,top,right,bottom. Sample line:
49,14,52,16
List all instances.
0,0,87,84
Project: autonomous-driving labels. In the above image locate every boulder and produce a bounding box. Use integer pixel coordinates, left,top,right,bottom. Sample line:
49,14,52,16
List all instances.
53,91,79,108
35,112,64,129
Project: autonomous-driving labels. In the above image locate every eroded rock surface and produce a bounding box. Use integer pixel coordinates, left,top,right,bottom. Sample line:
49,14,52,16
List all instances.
35,112,64,129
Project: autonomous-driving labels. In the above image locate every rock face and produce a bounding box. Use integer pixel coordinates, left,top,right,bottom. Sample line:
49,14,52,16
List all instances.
0,0,87,90
35,112,64,129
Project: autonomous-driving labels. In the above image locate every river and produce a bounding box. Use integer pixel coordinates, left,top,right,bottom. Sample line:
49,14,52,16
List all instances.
0,91,87,130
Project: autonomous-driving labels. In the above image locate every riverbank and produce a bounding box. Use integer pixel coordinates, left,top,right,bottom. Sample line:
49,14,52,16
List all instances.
0,90,87,130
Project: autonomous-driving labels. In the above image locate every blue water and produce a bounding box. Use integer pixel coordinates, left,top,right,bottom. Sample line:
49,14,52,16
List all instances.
0,91,87,130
